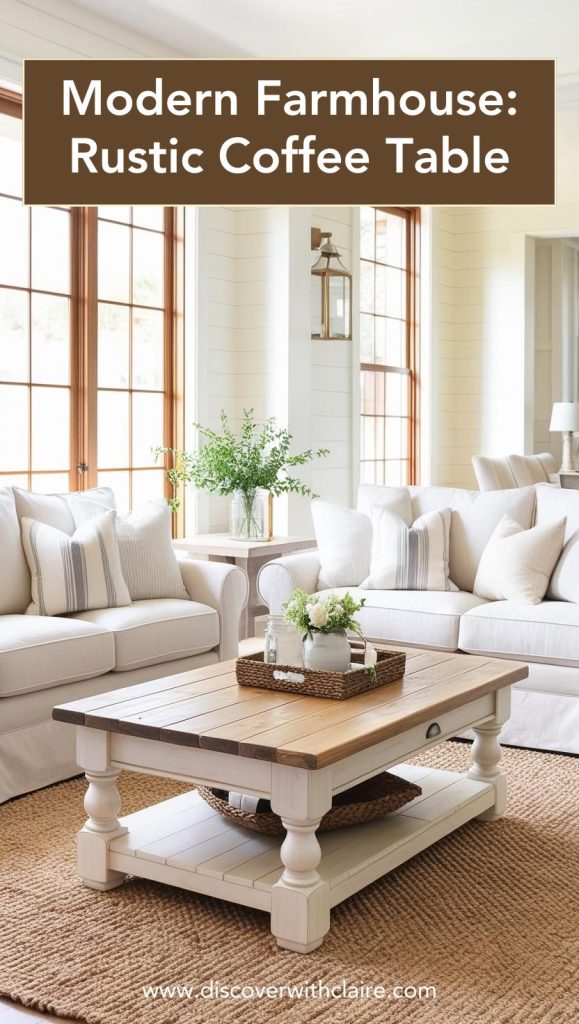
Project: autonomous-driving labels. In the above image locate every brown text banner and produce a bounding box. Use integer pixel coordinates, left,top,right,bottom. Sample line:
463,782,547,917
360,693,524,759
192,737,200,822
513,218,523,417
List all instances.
23,59,555,206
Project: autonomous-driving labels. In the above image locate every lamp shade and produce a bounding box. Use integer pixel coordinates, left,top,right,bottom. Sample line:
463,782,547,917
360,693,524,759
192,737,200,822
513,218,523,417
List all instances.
549,402,579,432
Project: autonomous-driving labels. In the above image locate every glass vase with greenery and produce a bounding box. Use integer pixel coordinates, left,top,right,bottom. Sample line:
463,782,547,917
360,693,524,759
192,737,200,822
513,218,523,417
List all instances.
154,409,329,539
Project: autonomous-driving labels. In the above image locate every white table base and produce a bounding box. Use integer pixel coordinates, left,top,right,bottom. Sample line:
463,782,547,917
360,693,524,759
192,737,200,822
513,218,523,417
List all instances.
74,686,508,953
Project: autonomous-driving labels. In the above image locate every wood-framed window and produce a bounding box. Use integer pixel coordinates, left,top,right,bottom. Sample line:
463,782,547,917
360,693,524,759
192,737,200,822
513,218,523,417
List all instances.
359,206,419,486
0,90,183,518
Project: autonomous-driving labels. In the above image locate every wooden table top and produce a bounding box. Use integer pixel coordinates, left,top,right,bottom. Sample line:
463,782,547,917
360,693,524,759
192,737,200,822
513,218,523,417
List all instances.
53,647,528,770
173,534,316,559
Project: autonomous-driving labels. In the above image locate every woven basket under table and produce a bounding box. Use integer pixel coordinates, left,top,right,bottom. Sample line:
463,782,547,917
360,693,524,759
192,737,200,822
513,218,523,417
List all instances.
235,647,406,700
197,772,422,835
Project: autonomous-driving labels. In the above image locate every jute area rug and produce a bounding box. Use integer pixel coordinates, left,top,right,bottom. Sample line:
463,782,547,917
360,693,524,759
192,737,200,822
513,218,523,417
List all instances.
0,742,578,1024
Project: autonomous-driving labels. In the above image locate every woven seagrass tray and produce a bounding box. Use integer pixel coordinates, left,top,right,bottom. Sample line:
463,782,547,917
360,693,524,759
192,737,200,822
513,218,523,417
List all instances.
197,771,422,835
235,646,406,700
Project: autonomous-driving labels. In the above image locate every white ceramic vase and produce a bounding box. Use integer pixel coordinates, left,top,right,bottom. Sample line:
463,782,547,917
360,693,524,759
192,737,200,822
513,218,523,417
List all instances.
303,630,351,673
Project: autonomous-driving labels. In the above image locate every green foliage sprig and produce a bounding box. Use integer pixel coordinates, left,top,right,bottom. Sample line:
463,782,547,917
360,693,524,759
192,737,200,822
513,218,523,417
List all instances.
154,409,329,512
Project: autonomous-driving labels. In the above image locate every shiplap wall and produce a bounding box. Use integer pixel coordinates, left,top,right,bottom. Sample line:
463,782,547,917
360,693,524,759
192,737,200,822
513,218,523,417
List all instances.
196,206,283,531
432,108,579,488
195,207,238,532
310,207,355,510
196,205,356,532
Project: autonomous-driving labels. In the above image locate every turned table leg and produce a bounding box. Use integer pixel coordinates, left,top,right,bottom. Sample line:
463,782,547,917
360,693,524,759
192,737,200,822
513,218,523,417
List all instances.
467,722,507,821
75,728,128,890
467,687,510,821
270,764,332,953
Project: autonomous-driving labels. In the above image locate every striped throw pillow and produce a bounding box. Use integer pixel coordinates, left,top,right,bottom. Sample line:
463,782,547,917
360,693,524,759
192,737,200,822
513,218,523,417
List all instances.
21,511,131,616
114,501,189,601
68,496,188,602
362,506,457,591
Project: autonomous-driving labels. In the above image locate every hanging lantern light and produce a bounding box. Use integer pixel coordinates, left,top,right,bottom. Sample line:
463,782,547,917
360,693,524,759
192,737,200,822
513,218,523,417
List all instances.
311,229,352,340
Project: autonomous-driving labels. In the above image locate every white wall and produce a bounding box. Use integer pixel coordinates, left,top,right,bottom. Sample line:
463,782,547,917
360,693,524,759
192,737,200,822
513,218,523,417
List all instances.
0,0,181,75
431,108,579,488
195,207,255,532
196,205,356,534
309,208,356,512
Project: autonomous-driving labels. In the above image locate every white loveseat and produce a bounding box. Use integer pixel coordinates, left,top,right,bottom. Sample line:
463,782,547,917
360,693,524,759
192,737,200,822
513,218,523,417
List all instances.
0,487,248,803
258,483,579,756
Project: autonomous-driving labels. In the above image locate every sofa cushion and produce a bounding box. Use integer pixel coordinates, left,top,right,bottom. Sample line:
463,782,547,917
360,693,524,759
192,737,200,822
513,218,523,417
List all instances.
316,587,488,652
459,600,579,668
70,599,219,671
358,484,536,592
535,484,579,602
0,615,114,698
411,486,536,592
0,487,30,614
13,485,116,535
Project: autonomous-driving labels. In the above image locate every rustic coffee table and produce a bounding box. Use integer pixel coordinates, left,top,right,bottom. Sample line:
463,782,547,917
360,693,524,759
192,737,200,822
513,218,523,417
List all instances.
54,647,527,953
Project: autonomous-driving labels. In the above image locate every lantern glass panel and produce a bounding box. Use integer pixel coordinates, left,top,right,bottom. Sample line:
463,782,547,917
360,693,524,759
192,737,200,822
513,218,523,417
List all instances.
328,274,351,339
311,273,323,337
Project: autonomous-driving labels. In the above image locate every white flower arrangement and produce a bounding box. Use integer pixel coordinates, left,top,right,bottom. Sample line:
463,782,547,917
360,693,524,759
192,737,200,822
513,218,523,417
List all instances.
283,589,365,637
283,590,378,679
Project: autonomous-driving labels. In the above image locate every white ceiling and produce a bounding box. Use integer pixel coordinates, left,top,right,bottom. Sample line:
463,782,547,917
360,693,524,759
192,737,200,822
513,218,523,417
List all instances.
67,0,579,75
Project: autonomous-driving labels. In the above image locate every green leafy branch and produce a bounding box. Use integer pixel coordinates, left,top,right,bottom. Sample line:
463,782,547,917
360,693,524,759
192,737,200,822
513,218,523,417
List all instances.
154,409,330,512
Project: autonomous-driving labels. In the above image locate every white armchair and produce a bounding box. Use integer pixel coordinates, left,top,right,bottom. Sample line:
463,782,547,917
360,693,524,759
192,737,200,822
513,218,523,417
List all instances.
472,452,557,491
258,550,321,613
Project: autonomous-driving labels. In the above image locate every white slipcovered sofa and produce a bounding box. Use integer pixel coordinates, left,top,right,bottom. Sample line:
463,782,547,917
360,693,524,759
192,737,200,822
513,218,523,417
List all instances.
0,486,248,803
258,482,579,756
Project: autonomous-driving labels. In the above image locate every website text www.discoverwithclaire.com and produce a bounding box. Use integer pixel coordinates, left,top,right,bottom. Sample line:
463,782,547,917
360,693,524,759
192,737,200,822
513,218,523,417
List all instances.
142,978,437,1001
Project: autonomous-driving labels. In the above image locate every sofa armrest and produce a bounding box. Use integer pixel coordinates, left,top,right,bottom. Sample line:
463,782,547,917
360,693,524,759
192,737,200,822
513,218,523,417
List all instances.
257,550,322,614
177,556,249,662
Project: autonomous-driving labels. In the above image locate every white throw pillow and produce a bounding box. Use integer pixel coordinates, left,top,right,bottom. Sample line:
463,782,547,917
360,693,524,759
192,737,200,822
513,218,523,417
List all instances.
311,499,373,589
535,485,579,602
473,514,566,605
356,485,413,524
69,496,188,602
14,485,116,535
21,511,130,616
0,487,31,614
362,506,457,591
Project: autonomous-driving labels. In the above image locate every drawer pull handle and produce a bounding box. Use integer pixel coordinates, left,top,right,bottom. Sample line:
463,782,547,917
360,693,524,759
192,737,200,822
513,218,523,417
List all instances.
426,722,441,738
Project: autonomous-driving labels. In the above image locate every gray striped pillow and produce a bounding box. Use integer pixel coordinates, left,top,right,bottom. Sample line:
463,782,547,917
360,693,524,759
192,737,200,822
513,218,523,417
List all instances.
114,500,189,601
68,496,188,602
362,506,457,591
21,511,130,616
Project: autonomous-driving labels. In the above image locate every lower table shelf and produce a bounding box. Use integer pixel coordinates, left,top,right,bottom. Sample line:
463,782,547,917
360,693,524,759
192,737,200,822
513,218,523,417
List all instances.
107,764,493,912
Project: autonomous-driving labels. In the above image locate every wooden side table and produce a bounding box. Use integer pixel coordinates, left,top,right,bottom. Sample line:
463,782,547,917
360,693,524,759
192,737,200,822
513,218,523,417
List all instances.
174,535,316,639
